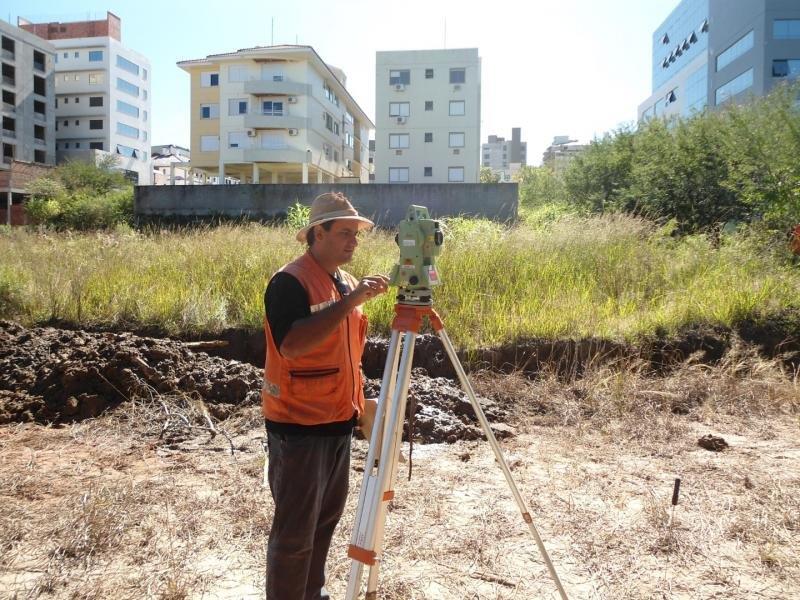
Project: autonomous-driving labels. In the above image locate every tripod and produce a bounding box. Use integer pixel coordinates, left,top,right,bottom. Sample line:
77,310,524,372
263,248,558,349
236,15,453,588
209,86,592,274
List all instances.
344,295,569,600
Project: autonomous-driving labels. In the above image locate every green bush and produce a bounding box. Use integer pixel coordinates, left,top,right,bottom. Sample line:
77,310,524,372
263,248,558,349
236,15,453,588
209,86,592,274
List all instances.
25,159,133,230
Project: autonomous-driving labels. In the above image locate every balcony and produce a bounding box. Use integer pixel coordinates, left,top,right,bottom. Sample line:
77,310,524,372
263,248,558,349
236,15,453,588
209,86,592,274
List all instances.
243,79,310,96
34,61,45,72
2,76,14,87
34,138,46,146
243,113,307,130
242,147,307,163
34,111,46,122
1,50,13,61
2,129,15,139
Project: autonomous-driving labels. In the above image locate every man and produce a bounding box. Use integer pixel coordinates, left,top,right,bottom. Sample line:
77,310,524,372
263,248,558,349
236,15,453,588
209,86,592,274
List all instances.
262,192,389,599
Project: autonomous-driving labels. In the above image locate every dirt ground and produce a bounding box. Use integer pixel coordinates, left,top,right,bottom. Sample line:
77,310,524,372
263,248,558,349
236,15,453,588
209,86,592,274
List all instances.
1,323,799,599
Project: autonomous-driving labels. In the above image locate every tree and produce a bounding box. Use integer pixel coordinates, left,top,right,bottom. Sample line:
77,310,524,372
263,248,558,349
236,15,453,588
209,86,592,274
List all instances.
480,167,501,183
514,166,567,208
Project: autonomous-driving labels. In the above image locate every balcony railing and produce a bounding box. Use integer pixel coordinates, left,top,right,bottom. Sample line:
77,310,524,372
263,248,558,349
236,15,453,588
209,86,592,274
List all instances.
2,128,16,138
34,61,45,72
2,103,14,114
34,138,46,146
34,111,46,122
1,49,14,61
2,76,15,86
243,113,306,130
243,79,310,96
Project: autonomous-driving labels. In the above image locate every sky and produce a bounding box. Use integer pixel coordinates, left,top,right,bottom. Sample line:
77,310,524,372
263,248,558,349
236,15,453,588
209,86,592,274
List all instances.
6,0,679,165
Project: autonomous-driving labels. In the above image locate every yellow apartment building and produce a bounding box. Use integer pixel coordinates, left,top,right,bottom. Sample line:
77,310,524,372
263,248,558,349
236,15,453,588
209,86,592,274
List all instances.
177,45,373,184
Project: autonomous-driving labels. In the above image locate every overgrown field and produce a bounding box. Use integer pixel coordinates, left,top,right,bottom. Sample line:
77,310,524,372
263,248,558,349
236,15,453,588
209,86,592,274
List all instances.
1,215,798,348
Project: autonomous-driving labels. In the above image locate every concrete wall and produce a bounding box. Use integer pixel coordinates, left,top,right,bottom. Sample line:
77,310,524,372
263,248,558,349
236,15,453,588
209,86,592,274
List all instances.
135,183,518,226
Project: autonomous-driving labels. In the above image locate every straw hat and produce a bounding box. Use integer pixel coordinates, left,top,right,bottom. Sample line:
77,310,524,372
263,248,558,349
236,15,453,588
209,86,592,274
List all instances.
296,192,374,242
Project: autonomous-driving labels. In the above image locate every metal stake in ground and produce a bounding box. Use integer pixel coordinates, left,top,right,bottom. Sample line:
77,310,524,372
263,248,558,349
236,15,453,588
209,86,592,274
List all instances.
344,299,570,600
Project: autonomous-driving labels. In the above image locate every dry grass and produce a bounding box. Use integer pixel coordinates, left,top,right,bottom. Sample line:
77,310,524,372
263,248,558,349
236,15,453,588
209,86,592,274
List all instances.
1,355,798,599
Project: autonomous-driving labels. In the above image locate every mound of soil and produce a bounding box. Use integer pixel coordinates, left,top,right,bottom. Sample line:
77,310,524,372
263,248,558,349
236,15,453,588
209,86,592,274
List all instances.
0,322,507,443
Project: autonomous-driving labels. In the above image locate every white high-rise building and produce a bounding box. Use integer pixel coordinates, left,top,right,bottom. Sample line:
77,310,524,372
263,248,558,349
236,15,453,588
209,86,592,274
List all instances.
20,12,152,184
374,48,481,184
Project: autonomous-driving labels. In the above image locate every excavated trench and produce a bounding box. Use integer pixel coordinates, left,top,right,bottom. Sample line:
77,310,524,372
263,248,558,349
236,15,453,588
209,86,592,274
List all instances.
2,312,797,441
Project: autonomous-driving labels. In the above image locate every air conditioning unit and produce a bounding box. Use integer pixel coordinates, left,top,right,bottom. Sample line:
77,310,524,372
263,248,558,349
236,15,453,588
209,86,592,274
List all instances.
453,148,460,155
395,149,403,155
246,129,256,137
453,84,462,91
394,83,405,91
287,96,298,104
288,128,299,136
396,116,406,124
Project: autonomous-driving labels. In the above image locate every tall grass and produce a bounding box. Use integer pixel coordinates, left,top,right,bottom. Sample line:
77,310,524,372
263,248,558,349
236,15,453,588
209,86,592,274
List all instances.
1,215,797,348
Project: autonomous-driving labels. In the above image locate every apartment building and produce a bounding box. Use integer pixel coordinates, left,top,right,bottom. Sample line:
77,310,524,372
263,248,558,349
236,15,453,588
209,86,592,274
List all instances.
638,0,800,121
20,12,153,184
542,136,588,175
482,128,526,182
177,45,372,184
1,19,56,166
374,48,481,184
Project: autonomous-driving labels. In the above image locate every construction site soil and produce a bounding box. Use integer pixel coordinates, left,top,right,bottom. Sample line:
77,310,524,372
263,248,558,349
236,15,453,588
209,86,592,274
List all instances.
0,321,510,443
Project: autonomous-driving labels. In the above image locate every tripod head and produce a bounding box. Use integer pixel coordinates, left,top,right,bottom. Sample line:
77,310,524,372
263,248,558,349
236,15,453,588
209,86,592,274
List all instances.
388,205,443,305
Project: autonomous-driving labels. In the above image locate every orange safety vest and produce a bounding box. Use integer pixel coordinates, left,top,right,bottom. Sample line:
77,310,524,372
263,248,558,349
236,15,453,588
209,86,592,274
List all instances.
262,251,367,425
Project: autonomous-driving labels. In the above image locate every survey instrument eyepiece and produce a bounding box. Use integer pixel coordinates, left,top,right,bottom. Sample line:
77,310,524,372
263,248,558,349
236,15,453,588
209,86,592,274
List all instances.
388,205,443,305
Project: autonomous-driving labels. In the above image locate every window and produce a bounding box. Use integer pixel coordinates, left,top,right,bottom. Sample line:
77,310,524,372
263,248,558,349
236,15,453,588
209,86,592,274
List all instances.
63,52,68,58
89,50,103,62
88,73,103,85
333,122,339,135
685,64,707,115
449,68,466,84
89,142,103,150
75,143,81,149
389,102,410,117
228,131,249,148
716,30,754,71
200,103,219,119
324,112,334,131
117,100,139,118
1,36,14,56
229,65,249,82
89,96,103,107
116,55,140,76
449,132,465,147
261,101,283,115
33,50,45,71
116,144,137,158
228,98,248,115
75,97,80,103
323,83,340,106
201,72,219,87
2,90,14,106
200,135,219,151
117,77,139,97
33,76,46,96
143,131,147,142
389,167,409,183
425,68,434,79
34,100,45,116
143,89,147,100
425,101,433,111
389,133,410,149
424,132,433,143
74,51,79,58
63,120,68,127
715,68,754,105
34,150,46,163
143,110,148,122
89,119,103,130
449,100,465,116
34,124,45,140
389,70,410,85
64,142,69,149
773,59,800,78
2,63,15,86
774,19,800,40
448,167,465,182
117,122,139,139
345,111,354,124
424,167,432,177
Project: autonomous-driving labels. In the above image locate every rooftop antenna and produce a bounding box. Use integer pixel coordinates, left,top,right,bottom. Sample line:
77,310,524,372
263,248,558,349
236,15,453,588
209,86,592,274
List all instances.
443,18,447,49
271,17,274,46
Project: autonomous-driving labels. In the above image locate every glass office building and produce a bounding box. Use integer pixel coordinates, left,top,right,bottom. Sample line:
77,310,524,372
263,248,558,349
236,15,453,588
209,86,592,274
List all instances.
638,0,800,121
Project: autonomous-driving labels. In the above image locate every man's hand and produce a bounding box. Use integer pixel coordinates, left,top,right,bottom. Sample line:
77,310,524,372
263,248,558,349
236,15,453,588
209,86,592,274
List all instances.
346,275,389,308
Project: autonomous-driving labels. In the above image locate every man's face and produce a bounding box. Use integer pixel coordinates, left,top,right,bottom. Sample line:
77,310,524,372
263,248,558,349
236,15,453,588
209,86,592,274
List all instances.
314,219,361,266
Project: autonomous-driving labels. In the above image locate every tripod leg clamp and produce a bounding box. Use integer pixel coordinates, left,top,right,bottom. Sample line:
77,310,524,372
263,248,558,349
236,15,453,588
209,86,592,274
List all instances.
348,544,377,566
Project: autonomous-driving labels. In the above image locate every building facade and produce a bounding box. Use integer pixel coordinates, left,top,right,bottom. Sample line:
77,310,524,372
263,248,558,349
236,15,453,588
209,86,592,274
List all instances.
1,19,56,167
19,12,152,184
542,136,588,175
374,48,481,184
177,45,372,185
482,128,526,182
638,0,800,121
